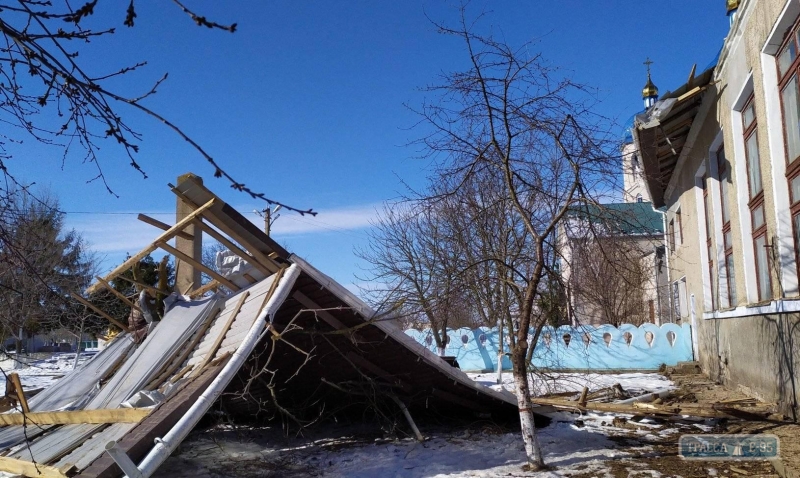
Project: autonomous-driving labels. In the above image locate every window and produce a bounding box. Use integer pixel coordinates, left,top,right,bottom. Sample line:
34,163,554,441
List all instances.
636,194,643,203
742,95,771,301
668,219,676,252
777,22,800,279
717,147,737,307
703,175,715,309
676,208,683,246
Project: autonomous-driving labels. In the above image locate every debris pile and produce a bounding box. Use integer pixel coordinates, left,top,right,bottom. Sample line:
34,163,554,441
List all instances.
0,175,524,478
532,366,782,423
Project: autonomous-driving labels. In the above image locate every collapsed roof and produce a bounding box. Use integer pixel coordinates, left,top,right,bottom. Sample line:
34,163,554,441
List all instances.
0,175,525,478
632,65,716,208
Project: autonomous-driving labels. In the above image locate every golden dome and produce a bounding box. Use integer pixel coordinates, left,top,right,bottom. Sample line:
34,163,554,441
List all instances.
642,74,658,99
727,0,740,15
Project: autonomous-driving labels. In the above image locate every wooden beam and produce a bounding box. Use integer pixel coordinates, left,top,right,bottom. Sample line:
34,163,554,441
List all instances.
137,214,194,240
7,374,28,414
156,241,239,292
191,291,250,375
70,293,131,333
189,280,219,299
94,276,142,312
171,188,281,270
192,219,274,275
345,352,414,393
529,396,747,419
0,457,72,478
86,198,216,295
293,291,347,330
112,275,160,296
0,408,150,427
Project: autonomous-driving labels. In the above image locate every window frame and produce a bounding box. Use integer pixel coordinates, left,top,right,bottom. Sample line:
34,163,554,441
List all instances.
703,174,715,310
777,18,800,282
716,146,736,307
741,94,771,301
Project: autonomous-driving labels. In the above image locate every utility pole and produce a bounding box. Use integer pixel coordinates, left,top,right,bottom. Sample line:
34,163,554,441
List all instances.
256,204,282,236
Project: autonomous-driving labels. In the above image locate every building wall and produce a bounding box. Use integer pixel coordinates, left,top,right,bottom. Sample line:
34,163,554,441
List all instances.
657,0,799,419
622,142,652,203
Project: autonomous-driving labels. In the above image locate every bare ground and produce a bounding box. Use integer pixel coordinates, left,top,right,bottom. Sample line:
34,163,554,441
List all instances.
570,372,800,478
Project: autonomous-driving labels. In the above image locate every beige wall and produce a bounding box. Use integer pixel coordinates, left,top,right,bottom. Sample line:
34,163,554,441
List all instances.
658,0,800,419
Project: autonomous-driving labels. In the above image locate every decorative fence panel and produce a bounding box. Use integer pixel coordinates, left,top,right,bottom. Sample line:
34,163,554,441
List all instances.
404,323,693,371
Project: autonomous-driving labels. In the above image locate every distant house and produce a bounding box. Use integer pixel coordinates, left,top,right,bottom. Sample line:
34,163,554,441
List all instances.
558,201,667,326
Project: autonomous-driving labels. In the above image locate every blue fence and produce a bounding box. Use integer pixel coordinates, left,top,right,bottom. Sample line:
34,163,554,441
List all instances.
404,323,694,371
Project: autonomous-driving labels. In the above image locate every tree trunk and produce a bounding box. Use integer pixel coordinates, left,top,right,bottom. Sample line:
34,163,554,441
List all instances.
511,343,545,470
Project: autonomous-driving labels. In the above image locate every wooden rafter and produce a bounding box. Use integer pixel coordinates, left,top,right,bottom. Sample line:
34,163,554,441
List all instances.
170,186,283,269
188,280,220,299
85,198,216,295
191,291,250,375
192,219,275,275
70,292,131,333
137,214,194,240
156,241,239,292
94,276,142,313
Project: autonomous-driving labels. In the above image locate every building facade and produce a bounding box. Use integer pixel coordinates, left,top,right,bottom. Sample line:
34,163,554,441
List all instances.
632,0,799,419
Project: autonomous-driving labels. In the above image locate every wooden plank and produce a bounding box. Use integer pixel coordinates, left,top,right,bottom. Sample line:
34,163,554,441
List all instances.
192,219,275,275
94,276,142,313
0,457,71,478
112,275,160,296
292,291,347,330
190,291,250,375
345,352,413,393
170,184,285,268
85,198,216,295
71,293,131,333
529,396,744,419
77,360,229,478
0,408,150,427
137,214,194,240
7,373,29,413
188,280,219,299
156,241,239,292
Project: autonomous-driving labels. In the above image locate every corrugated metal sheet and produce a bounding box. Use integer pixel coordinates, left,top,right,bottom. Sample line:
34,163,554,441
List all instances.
7,296,220,464
55,423,136,471
184,275,276,371
0,335,134,451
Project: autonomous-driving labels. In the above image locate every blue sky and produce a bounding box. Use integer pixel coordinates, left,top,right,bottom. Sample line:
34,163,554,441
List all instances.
15,1,731,292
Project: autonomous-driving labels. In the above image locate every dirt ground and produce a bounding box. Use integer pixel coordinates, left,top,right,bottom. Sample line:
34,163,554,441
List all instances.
156,372,800,477
570,372,800,478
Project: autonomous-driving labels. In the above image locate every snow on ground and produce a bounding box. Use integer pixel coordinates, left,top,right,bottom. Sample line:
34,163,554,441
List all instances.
3,359,696,477
0,352,94,391
157,372,696,478
157,420,634,478
468,371,675,397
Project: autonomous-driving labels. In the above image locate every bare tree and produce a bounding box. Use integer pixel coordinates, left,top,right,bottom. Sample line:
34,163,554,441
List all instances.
570,236,650,326
357,202,470,355
411,13,619,469
0,0,316,207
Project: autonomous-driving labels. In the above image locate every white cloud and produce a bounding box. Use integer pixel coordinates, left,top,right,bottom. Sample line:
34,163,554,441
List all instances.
68,212,171,254
67,202,379,257
240,203,379,237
